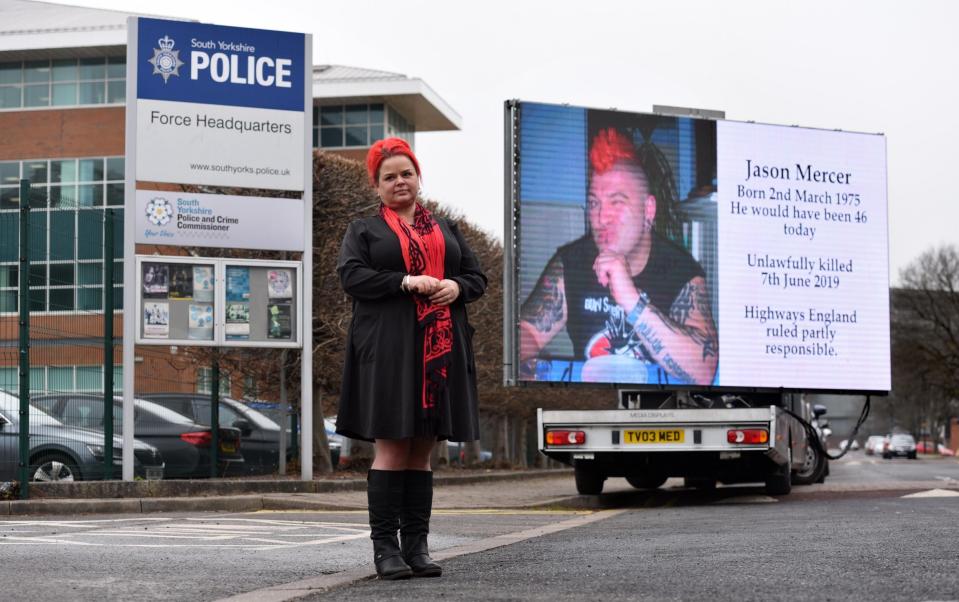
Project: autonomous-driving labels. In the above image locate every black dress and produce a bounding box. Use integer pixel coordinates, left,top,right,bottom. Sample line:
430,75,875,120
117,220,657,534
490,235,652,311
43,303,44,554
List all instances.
335,214,487,442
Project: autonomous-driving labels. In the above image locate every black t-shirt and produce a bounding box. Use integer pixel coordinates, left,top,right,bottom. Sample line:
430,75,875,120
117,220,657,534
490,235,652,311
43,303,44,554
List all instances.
557,233,705,359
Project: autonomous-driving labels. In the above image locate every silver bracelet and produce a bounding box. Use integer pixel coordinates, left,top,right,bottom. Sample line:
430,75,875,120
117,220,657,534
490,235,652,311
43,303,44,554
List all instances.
402,274,411,292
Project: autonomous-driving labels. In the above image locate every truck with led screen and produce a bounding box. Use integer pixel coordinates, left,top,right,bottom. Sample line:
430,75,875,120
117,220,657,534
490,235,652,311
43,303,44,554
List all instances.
504,100,885,495
504,101,890,395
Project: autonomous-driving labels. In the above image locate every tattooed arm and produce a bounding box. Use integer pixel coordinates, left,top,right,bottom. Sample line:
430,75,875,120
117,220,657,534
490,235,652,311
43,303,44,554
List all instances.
630,277,718,385
519,255,568,360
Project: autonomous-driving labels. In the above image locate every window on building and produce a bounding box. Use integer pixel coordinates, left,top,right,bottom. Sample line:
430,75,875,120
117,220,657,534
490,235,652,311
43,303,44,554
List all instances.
242,374,259,400
196,367,231,396
386,106,413,143
314,103,413,149
0,56,125,110
0,365,122,394
0,156,124,314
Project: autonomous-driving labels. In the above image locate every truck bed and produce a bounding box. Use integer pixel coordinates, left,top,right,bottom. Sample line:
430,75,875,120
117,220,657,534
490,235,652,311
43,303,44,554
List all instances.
538,406,810,495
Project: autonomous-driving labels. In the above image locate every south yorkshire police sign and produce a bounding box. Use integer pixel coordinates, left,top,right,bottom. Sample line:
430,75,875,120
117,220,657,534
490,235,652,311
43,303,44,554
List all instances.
131,17,308,191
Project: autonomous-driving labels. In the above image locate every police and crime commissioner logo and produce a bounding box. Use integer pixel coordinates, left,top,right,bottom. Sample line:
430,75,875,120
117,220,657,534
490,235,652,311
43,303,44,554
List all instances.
146,197,174,226
148,35,184,83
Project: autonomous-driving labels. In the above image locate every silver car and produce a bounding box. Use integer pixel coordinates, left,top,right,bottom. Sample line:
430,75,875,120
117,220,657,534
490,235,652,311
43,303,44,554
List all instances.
0,391,164,482
883,433,917,460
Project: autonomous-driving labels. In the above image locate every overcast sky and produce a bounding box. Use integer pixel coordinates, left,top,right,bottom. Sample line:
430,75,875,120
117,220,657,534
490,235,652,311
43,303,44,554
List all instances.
62,0,958,281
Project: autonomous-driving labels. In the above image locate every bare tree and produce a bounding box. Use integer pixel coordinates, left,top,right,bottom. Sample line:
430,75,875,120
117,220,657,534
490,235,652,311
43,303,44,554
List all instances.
894,245,959,445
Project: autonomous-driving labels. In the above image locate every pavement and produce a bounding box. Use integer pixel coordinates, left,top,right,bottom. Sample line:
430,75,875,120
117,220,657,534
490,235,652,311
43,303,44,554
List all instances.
4,464,959,516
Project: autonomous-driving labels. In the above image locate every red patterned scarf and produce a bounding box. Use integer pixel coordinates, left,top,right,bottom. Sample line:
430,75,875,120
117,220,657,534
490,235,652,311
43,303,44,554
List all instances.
379,203,452,422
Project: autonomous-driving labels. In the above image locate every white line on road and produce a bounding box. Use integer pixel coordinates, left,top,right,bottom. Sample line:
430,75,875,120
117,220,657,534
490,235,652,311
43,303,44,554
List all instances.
902,489,959,498
0,517,369,550
0,536,99,546
215,509,629,602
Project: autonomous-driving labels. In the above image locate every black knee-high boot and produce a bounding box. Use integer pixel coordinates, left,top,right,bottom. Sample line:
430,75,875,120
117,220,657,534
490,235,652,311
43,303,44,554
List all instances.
400,469,442,577
367,469,412,580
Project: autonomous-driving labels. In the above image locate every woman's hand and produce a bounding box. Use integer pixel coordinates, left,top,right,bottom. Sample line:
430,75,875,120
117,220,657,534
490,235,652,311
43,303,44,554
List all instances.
429,279,461,306
407,275,440,295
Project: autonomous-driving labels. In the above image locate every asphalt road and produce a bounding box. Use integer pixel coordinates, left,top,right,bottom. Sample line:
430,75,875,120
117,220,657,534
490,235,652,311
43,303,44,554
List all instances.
0,453,957,602
306,494,959,602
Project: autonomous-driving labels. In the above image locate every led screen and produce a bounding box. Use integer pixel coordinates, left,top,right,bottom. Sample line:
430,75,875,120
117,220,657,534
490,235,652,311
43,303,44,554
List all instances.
509,102,890,393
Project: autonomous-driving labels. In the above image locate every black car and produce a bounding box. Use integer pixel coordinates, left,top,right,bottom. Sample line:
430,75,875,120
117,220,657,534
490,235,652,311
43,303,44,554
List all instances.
1,391,164,482
32,394,244,478
140,393,301,474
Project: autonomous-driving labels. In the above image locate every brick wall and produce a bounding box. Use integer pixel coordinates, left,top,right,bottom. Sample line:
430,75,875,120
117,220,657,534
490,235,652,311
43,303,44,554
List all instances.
0,107,125,160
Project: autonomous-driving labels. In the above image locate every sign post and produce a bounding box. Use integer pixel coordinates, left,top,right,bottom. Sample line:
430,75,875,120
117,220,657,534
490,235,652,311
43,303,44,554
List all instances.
124,17,312,480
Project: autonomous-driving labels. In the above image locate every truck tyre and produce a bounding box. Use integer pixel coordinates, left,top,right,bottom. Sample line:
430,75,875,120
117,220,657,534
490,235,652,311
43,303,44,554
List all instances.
626,474,668,490
765,449,792,496
574,466,605,495
792,441,825,485
684,477,717,490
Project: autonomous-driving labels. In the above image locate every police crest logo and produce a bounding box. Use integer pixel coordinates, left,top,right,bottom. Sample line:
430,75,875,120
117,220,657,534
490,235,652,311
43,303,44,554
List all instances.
146,197,174,226
148,35,184,83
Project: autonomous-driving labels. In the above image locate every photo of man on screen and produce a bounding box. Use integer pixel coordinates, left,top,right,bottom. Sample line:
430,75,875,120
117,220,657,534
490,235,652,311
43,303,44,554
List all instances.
519,126,718,385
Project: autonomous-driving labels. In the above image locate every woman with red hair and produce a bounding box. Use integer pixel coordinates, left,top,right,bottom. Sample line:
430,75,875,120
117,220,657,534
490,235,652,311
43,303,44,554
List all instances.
336,138,487,580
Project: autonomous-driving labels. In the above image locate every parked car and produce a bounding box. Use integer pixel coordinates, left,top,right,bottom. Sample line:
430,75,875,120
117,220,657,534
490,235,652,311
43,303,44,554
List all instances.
32,394,243,478
324,417,342,466
864,435,887,456
0,391,164,482
139,393,310,474
883,433,917,459
915,441,956,456
839,439,860,451
446,440,493,465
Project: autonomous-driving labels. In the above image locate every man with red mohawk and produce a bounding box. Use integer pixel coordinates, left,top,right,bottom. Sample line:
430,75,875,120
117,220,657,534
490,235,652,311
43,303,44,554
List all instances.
519,128,718,385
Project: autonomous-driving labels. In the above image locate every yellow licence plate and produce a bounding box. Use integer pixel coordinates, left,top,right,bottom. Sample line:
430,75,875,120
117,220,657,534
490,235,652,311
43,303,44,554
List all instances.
623,429,685,444
221,442,236,453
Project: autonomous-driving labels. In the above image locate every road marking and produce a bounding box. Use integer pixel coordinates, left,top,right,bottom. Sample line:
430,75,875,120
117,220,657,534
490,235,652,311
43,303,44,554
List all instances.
0,516,368,550
902,489,959,499
0,536,99,546
215,509,629,602
713,495,778,504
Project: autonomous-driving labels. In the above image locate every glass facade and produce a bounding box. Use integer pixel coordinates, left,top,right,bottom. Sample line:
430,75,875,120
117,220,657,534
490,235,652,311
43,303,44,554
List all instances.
0,56,126,110
0,157,124,314
196,367,232,396
0,365,122,394
313,103,413,148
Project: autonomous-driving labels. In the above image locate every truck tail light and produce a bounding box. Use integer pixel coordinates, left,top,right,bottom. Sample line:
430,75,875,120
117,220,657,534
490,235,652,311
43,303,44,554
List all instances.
546,430,586,445
727,429,769,445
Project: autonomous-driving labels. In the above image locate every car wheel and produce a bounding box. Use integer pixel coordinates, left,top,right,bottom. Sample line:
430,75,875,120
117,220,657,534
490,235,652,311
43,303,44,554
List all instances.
626,473,668,490
31,453,80,482
574,465,605,495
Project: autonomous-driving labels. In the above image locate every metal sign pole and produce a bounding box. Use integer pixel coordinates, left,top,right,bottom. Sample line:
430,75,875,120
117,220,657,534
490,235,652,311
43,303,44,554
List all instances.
300,33,314,480
121,17,139,480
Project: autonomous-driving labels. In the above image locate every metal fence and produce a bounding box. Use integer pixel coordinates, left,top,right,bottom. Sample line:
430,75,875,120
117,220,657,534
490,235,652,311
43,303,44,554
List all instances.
0,177,302,499
0,178,123,496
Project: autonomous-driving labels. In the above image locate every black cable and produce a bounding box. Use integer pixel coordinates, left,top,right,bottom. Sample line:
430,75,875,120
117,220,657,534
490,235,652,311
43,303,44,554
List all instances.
782,395,871,462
